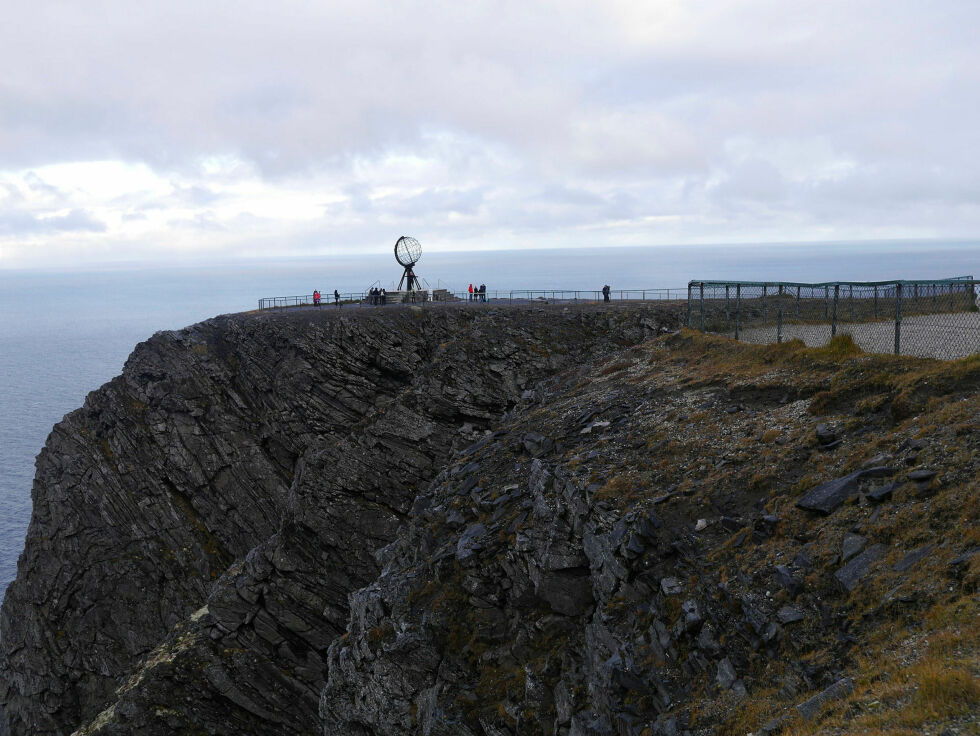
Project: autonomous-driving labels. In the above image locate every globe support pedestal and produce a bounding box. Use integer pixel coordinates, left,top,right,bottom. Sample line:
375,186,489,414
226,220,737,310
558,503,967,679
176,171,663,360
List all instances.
397,267,419,291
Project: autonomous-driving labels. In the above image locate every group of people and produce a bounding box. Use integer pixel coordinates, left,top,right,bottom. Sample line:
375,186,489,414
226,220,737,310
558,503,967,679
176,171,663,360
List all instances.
314,283,612,307
312,290,342,306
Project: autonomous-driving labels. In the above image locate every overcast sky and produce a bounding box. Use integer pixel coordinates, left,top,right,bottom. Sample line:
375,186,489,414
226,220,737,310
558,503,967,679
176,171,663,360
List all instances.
1,0,978,269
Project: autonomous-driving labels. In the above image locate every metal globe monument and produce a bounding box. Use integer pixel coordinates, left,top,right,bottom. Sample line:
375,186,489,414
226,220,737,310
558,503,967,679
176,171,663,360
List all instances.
395,236,422,291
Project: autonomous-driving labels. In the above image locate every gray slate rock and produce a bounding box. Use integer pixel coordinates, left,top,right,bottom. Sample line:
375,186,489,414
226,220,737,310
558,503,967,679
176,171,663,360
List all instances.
716,658,737,690
862,453,892,468
815,424,837,445
909,468,938,489
796,471,863,514
892,544,935,573
660,577,684,595
777,605,805,624
949,547,980,568
841,533,866,562
795,678,854,720
867,481,900,503
773,565,801,596
834,544,886,592
522,432,554,457
715,657,738,690
797,467,896,514
861,466,898,479
457,523,487,561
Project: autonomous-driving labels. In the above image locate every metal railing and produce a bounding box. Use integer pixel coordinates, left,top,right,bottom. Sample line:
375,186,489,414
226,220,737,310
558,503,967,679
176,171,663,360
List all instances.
257,288,687,310
687,277,980,359
257,293,369,309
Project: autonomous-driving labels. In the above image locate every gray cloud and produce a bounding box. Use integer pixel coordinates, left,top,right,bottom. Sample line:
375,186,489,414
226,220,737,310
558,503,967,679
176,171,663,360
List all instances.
383,187,487,217
0,209,106,236
1,0,978,266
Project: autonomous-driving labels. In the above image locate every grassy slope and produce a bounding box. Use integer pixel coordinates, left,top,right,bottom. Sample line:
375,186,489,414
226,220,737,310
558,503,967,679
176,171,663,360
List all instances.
651,333,980,734
402,330,979,735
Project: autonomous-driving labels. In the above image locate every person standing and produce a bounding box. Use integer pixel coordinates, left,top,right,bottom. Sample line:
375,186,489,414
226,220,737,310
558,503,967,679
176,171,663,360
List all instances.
480,284,486,302
334,289,341,307
468,283,474,302
380,288,386,306
313,290,321,305
602,284,611,303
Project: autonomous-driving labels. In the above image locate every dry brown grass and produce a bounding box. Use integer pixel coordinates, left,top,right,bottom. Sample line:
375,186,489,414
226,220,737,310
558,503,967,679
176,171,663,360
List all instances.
758,595,980,735
598,359,634,377
655,331,980,735
594,474,637,502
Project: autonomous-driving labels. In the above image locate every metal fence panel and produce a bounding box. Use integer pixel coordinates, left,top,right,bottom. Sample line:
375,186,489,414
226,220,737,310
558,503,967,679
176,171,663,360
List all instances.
687,278,980,360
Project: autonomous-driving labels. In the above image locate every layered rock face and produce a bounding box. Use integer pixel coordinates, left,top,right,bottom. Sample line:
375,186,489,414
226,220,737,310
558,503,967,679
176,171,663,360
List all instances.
320,333,980,735
0,303,679,736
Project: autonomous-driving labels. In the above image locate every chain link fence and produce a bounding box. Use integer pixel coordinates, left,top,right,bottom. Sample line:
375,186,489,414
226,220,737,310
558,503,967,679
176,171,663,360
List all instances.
687,278,980,359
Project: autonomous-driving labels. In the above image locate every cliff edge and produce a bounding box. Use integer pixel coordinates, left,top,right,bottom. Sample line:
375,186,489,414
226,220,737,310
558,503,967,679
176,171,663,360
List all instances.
2,305,977,735
0,303,678,736
319,331,979,735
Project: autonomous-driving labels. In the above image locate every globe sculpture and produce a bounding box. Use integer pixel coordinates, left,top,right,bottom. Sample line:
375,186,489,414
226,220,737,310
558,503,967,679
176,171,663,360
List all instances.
395,236,422,291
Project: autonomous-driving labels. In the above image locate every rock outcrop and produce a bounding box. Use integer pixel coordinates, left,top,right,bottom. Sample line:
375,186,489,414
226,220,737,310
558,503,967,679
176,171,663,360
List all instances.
0,303,679,736
3,309,978,736
320,332,980,735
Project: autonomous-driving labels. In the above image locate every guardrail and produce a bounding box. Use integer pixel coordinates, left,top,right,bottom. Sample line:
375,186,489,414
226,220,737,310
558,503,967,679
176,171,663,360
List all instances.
687,277,980,359
257,288,687,310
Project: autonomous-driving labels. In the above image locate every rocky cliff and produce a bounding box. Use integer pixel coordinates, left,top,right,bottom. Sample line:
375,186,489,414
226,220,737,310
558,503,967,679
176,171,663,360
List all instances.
0,303,678,736
320,332,980,736
2,306,978,736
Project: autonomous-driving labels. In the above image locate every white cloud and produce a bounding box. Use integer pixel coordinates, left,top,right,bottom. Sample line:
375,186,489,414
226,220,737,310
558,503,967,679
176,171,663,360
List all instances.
0,0,978,268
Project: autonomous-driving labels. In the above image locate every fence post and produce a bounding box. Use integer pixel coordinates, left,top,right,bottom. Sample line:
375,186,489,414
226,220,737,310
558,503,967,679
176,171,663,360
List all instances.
796,286,800,318
699,283,705,332
687,284,693,326
735,284,741,340
849,285,854,319
725,285,730,329
895,283,903,355
874,286,878,318
777,285,784,343
831,284,839,337
762,284,768,324
824,286,829,319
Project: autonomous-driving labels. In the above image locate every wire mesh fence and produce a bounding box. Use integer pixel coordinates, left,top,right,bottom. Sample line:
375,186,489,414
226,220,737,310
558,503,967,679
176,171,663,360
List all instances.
687,278,980,360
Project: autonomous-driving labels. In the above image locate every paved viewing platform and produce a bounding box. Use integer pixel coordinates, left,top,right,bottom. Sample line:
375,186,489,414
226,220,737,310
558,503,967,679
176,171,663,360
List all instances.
257,288,687,310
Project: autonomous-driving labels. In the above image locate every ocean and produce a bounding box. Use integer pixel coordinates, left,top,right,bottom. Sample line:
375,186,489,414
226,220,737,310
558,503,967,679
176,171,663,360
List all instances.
2,240,978,600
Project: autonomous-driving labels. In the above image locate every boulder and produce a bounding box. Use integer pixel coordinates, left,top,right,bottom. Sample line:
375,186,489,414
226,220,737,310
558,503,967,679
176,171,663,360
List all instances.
796,678,854,720
892,544,935,573
716,658,737,690
834,544,886,592
777,605,805,625
797,467,896,514
841,534,866,563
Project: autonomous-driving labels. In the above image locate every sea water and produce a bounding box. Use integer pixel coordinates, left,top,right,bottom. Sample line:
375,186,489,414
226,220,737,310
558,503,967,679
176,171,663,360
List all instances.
2,240,978,600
